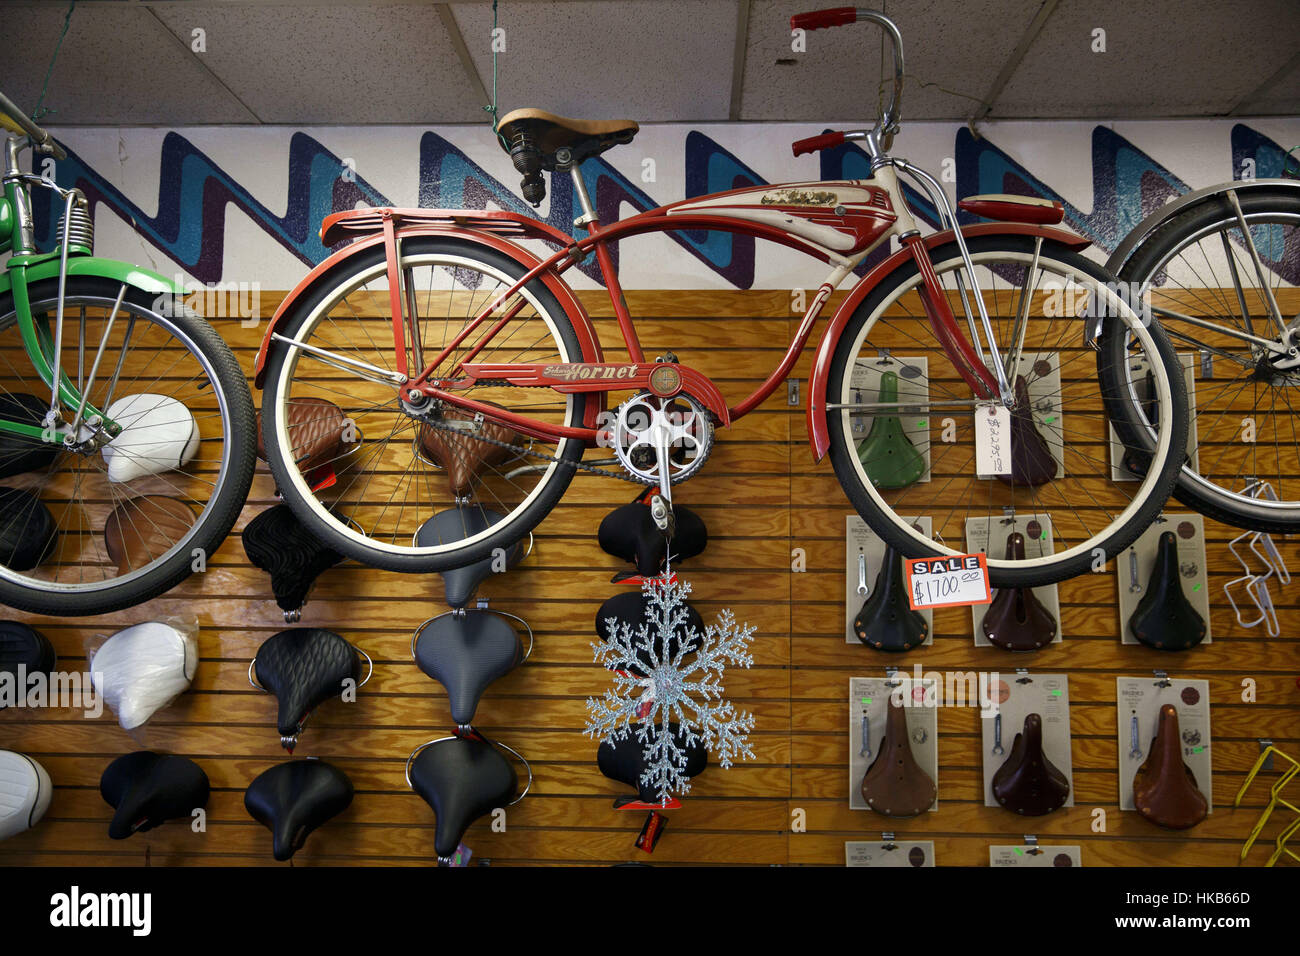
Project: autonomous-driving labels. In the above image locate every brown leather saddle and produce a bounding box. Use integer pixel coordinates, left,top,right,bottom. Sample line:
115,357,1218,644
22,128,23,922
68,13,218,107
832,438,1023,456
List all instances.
103,495,196,573
982,532,1057,650
860,697,936,816
991,713,1070,815
996,375,1057,487
256,397,349,474
1133,703,1209,829
416,403,523,496
496,108,639,205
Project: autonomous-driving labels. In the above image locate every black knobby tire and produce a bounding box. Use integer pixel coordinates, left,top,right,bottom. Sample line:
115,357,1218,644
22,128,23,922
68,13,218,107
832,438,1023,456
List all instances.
825,235,1188,587
0,276,257,615
1115,187,1300,531
260,236,590,573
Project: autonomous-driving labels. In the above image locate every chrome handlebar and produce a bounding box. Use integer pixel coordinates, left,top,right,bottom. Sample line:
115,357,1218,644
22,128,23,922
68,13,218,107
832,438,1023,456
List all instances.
791,8,905,147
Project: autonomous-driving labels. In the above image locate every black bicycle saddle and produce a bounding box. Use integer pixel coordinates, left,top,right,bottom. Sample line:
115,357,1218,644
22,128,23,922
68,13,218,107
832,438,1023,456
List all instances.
853,545,928,651
0,486,56,571
415,507,526,609
245,759,354,861
595,590,704,674
1122,370,1158,477
0,393,58,479
252,628,368,751
598,724,708,807
0,621,55,697
242,503,345,622
408,734,519,862
99,751,211,839
413,610,527,725
1128,531,1207,651
996,375,1057,487
598,494,707,577
982,533,1057,651
990,713,1070,816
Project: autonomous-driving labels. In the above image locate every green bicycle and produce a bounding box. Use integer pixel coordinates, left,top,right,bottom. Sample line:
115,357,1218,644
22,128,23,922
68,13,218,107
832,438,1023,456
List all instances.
0,92,255,615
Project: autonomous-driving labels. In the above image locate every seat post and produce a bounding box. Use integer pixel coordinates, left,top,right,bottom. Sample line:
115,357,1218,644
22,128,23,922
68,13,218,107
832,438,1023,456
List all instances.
565,157,599,229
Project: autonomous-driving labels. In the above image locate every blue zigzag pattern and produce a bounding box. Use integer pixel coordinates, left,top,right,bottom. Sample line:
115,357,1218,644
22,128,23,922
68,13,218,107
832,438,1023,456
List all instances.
32,123,1289,287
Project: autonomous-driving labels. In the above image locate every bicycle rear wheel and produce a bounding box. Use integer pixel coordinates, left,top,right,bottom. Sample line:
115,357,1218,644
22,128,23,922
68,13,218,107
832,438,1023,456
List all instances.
825,235,1187,587
0,276,256,615
260,236,589,572
1114,187,1300,530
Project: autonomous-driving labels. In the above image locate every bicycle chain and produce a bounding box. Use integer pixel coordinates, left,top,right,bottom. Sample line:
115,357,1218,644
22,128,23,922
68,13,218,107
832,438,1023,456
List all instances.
415,408,648,484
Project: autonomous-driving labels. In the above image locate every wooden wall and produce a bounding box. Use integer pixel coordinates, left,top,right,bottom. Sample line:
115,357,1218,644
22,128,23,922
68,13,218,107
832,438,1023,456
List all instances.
1,289,1295,867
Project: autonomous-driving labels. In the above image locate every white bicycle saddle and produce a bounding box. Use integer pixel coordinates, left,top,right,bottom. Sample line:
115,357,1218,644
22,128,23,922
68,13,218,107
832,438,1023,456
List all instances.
0,750,52,840
91,621,198,730
101,393,200,483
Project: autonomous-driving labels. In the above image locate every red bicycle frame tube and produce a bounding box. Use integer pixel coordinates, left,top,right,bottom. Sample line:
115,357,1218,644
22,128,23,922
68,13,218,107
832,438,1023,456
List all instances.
256,203,1091,454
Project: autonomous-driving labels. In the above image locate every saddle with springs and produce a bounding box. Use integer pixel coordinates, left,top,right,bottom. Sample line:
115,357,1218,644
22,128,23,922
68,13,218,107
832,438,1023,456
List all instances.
496,108,639,206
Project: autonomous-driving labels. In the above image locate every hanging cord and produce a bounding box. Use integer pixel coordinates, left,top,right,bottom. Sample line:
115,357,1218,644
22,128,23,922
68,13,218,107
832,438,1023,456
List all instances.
483,0,509,150
32,0,77,122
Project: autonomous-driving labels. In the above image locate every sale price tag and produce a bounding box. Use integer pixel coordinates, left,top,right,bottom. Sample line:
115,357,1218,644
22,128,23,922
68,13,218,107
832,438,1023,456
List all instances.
905,552,993,609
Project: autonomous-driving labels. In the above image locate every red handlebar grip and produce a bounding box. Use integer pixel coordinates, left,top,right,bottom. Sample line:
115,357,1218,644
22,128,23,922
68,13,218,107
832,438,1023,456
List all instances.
790,8,858,30
792,131,846,157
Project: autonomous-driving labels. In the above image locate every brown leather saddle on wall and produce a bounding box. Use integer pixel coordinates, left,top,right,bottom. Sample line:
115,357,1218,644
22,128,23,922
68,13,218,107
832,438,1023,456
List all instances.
860,697,936,817
1132,703,1209,830
991,712,1070,815
416,403,523,496
257,397,350,476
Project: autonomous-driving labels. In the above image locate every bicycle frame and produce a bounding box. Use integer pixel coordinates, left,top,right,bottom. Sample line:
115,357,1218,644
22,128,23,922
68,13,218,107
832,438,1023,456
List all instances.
0,114,185,446
257,161,1087,454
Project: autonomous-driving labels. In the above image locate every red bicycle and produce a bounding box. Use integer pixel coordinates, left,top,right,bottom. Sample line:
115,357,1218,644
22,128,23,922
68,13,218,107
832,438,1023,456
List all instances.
256,8,1186,586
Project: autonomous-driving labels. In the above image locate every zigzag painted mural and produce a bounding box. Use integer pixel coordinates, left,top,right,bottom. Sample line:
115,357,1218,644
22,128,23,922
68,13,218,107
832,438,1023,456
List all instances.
34,123,1295,288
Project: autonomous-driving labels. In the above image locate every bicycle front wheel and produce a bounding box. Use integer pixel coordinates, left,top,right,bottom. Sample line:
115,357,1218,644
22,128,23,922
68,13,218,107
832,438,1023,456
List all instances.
1115,187,1300,530
0,276,256,615
826,235,1187,587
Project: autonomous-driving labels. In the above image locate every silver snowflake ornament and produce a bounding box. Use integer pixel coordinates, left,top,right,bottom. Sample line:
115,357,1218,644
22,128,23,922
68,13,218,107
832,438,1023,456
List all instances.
585,573,756,804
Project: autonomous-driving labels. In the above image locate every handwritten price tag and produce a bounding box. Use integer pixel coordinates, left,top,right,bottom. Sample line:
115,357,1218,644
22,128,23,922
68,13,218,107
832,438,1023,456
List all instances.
975,404,1011,478
905,552,992,610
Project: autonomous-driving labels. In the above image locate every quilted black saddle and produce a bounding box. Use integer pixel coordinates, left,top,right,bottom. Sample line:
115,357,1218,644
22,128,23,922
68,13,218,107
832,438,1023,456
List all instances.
407,732,528,863
245,759,354,862
100,751,211,839
415,507,528,608
595,590,703,675
0,486,56,571
250,628,371,751
0,621,55,700
243,503,345,622
598,493,707,577
597,723,708,808
412,610,530,725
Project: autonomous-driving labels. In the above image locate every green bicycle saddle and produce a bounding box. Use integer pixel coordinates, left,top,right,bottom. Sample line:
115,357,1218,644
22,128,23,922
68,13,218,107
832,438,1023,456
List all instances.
856,371,925,490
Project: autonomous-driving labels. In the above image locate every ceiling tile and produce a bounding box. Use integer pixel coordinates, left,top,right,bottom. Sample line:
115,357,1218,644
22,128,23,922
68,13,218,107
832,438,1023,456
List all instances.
451,0,738,122
149,2,486,123
740,0,1044,121
1,3,253,125
996,0,1300,118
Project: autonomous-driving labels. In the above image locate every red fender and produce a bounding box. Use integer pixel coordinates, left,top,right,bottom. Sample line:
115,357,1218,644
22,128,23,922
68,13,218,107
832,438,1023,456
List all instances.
806,223,1092,460
253,209,604,397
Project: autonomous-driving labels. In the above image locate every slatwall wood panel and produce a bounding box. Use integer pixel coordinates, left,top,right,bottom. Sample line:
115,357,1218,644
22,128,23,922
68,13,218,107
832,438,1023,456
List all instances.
0,289,1296,868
